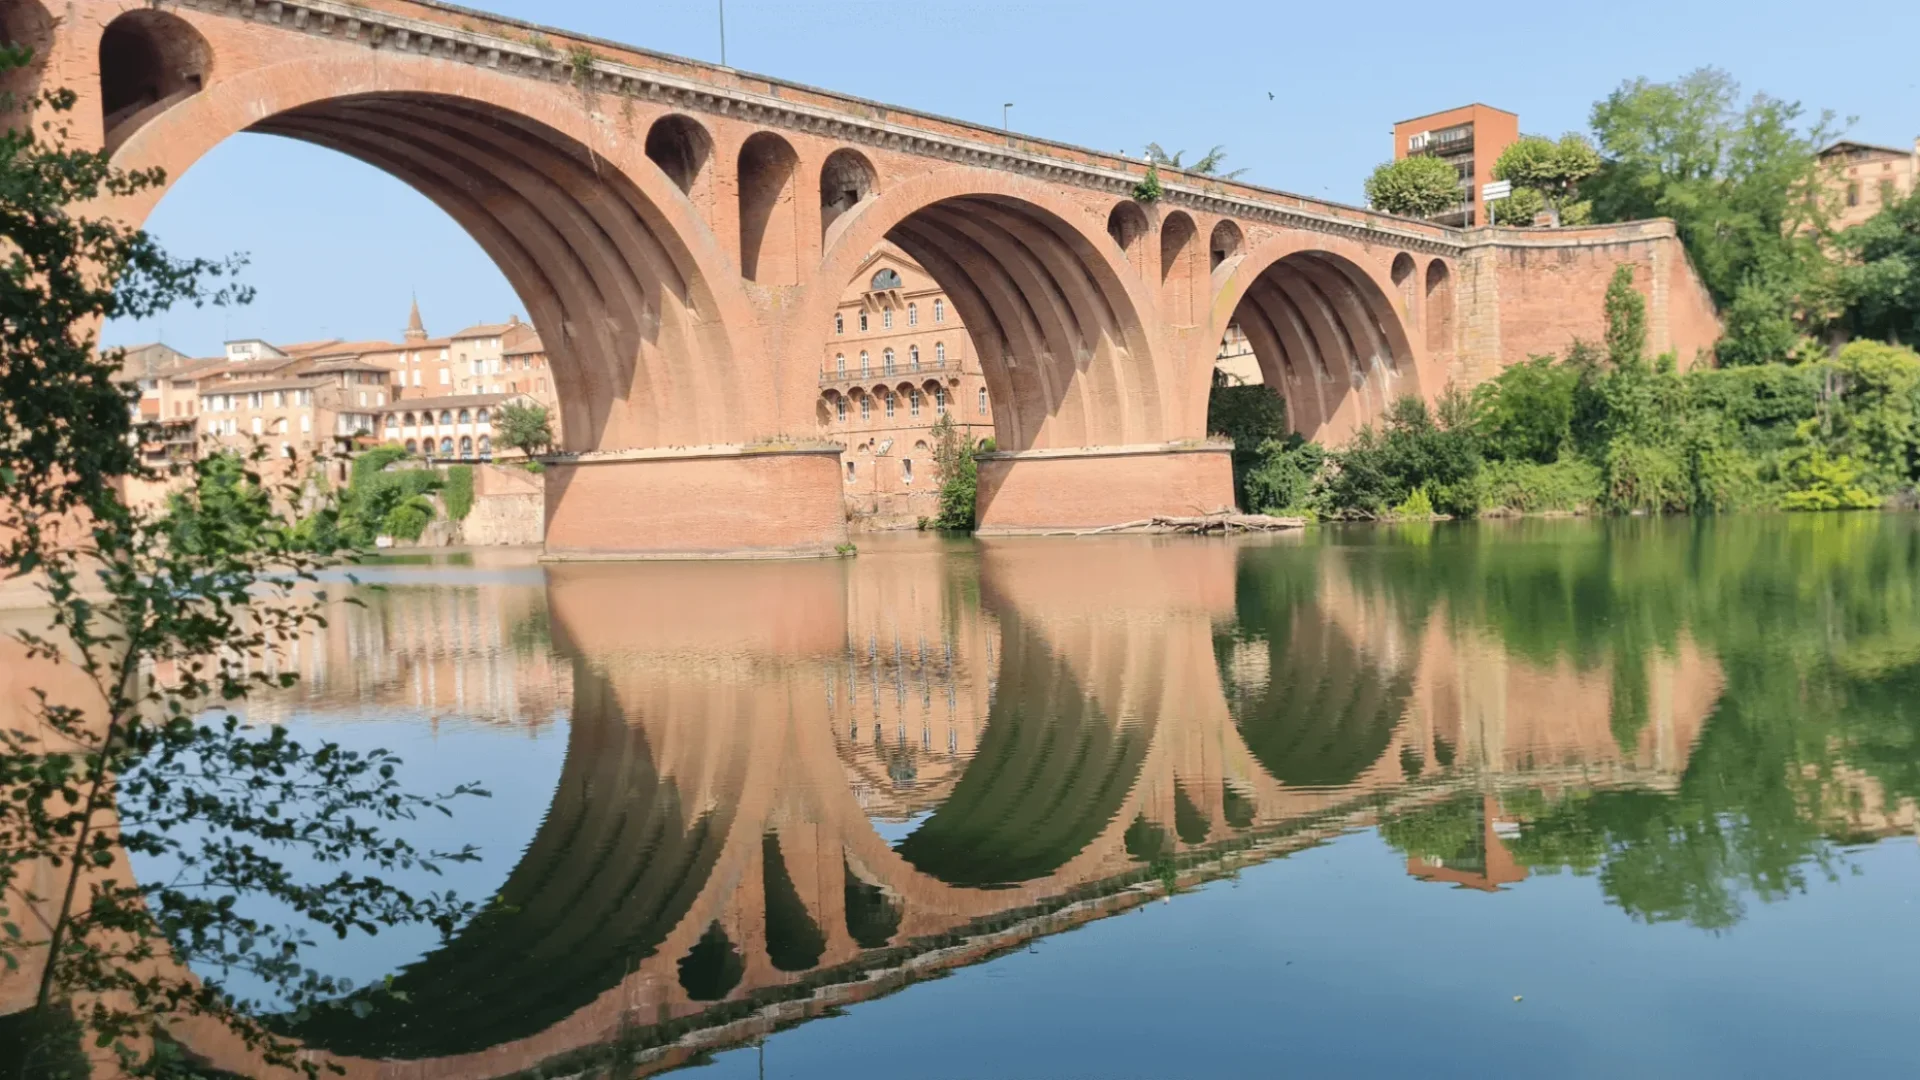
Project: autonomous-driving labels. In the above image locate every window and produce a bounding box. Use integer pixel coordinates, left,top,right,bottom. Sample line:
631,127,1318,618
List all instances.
883,348,895,374
909,389,921,418
458,409,472,424
859,395,871,420
908,302,918,327
935,342,946,366
477,408,490,424
403,412,416,426
835,313,844,335
439,369,451,386
860,350,871,375
871,268,903,291
884,392,895,418
300,414,311,433
934,386,947,414
440,410,453,425
273,391,285,408
376,392,385,407
846,460,856,483
478,435,491,455
249,392,262,409
979,387,989,414
413,370,422,387
933,298,945,323
250,417,263,435
459,436,473,457
901,458,913,484
405,440,418,454
439,348,449,360
883,308,893,330
859,311,869,332
909,345,920,370
836,397,848,422
836,353,846,375
1848,181,1861,207
440,437,454,455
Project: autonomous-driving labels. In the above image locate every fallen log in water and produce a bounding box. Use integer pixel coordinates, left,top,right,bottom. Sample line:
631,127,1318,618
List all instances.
1044,513,1307,537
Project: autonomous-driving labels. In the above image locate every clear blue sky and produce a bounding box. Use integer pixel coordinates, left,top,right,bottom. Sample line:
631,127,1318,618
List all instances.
105,0,1920,356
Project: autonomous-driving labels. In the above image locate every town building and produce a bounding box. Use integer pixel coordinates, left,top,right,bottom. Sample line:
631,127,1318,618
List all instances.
1818,138,1919,231
379,391,530,461
1392,104,1520,227
815,244,992,526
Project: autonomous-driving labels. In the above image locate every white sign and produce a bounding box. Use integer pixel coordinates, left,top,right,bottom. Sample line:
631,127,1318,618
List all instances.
1482,180,1513,201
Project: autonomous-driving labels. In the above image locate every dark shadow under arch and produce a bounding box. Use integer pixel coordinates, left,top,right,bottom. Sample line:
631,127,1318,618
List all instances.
101,9,209,154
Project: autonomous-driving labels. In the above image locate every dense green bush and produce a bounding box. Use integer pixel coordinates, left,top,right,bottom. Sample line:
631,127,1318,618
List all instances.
1478,458,1603,514
1242,436,1324,515
1318,396,1481,519
1207,382,1289,508
444,464,475,521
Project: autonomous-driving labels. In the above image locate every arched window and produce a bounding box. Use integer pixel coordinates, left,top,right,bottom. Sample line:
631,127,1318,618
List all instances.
979,387,989,415
871,268,903,291
845,460,856,483
834,312,844,335
859,311,869,332
909,389,921,418
477,408,490,424
478,435,491,455
859,395,871,420
439,437,454,455
836,353,847,375
935,342,946,366
934,386,948,414
440,410,453,425
405,440,418,454
884,392,895,419
908,302,919,327
836,397,848,422
909,345,920,369
883,348,896,375
933,298,945,323
883,308,893,330
458,409,472,424
460,436,473,457
901,458,914,484
402,412,416,426
860,350,871,375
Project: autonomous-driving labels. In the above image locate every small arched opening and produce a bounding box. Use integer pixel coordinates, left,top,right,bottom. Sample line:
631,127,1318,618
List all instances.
100,10,210,154
1160,210,1199,326
820,148,877,238
738,131,800,286
1391,252,1417,317
644,114,711,196
1209,219,1243,270
0,0,54,105
1424,259,1454,361
1106,201,1149,264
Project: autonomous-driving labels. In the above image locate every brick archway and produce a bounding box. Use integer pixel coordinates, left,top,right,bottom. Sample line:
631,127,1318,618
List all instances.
1214,236,1438,443
102,58,758,457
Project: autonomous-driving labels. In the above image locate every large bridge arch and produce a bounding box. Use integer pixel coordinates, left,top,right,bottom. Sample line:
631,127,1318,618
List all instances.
1213,235,1442,444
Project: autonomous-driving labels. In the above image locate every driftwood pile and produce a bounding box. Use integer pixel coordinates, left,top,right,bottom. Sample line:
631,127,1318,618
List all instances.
1046,513,1306,537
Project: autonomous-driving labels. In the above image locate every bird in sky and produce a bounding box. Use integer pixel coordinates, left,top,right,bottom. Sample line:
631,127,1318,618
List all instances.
1267,92,1274,99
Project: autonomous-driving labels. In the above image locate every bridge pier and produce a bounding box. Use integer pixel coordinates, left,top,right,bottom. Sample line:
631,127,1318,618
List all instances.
541,446,848,560
973,443,1236,535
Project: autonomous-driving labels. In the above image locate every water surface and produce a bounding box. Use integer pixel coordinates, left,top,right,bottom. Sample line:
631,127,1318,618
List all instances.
237,517,1920,1077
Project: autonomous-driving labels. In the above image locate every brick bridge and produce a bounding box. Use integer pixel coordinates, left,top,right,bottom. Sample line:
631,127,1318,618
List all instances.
38,0,1719,557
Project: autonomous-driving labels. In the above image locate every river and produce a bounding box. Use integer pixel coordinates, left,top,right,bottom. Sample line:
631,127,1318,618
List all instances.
172,516,1920,1076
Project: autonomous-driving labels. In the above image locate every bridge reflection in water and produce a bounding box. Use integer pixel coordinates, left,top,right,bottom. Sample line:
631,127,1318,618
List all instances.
99,520,1920,1079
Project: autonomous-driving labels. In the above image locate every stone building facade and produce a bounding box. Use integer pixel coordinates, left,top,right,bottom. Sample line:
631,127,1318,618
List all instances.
816,245,993,527
1818,138,1919,232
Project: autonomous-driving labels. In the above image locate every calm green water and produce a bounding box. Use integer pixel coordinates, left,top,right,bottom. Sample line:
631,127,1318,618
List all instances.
236,516,1920,1077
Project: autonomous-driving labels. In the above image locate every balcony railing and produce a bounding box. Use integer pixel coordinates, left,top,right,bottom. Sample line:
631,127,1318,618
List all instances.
819,357,950,386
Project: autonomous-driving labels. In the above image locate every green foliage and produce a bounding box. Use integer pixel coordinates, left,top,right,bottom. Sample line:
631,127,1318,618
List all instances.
1718,279,1805,367
1471,356,1578,463
1779,438,1881,510
1839,186,1920,345
1146,142,1246,179
1478,458,1603,514
1602,439,1689,513
1489,185,1547,226
1828,339,1920,486
1604,265,1647,369
331,453,443,547
1131,162,1163,203
1207,383,1288,508
1491,133,1601,224
1393,486,1436,520
444,464,475,522
929,414,980,531
1243,436,1325,515
495,401,555,458
1321,395,1482,519
1364,155,1463,219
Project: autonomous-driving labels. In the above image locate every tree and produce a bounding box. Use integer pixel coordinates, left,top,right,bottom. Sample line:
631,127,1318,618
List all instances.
1145,142,1247,180
928,413,979,531
0,51,482,1075
1364,155,1464,219
1583,67,1839,360
1838,186,1920,345
495,400,555,458
1491,134,1601,224
1470,356,1578,463
1605,265,1648,369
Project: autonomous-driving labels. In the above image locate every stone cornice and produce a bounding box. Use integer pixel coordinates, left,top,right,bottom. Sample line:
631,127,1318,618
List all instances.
168,0,1465,256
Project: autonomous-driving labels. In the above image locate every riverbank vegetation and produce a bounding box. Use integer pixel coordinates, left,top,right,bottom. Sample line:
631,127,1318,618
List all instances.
1223,264,1920,519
